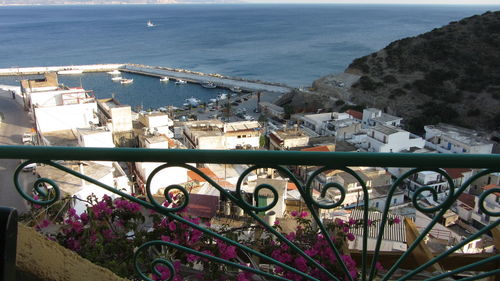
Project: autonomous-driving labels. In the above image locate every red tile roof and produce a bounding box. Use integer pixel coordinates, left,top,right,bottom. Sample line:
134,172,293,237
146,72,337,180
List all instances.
300,145,332,152
346,109,363,120
443,168,471,179
481,184,500,196
287,182,298,190
458,193,475,208
187,167,218,182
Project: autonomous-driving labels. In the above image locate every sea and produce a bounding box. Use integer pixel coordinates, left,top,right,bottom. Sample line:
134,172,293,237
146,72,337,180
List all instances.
0,4,498,109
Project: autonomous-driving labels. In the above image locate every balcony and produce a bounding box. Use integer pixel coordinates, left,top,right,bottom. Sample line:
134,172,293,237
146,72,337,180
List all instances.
1,145,499,281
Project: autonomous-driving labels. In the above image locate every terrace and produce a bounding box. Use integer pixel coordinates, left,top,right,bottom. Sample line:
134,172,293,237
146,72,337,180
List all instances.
0,146,499,281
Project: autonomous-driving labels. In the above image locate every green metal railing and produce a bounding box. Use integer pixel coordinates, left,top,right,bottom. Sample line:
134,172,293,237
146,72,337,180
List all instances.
1,145,499,281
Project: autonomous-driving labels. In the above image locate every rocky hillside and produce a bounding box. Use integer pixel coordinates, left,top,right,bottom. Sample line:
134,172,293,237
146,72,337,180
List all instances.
315,11,500,133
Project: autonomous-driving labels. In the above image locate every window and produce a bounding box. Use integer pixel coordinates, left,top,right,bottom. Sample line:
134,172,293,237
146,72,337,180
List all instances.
375,202,379,208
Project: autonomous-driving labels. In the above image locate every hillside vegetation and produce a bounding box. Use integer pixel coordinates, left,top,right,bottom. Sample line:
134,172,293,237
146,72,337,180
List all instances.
330,11,500,133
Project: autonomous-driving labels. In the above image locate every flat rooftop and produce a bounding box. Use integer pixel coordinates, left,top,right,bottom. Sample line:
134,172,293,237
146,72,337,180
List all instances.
373,124,403,135
273,129,307,139
37,161,113,196
42,130,79,147
372,113,402,123
426,123,492,146
225,121,261,132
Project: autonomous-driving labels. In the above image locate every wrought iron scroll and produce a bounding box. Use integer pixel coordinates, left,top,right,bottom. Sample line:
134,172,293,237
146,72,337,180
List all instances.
8,149,500,281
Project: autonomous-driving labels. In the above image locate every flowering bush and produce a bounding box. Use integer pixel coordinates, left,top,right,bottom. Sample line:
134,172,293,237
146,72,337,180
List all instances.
27,194,399,281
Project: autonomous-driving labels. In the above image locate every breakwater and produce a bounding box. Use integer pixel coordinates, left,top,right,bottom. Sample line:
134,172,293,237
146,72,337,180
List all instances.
0,64,292,94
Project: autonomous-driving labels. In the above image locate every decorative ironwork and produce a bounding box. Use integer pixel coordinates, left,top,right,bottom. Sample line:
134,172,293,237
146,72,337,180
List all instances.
2,145,499,280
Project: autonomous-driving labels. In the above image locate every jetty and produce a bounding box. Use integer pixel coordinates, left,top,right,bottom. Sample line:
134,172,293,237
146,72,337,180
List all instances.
0,63,292,94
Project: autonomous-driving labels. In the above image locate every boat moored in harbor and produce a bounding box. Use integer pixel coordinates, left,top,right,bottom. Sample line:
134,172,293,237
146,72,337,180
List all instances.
107,70,121,75
201,82,217,89
160,77,169,82
120,78,133,84
230,86,242,93
184,97,202,107
147,20,156,27
175,79,187,85
111,76,123,81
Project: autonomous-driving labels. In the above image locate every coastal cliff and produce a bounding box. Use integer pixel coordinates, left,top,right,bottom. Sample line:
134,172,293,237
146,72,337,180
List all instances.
312,11,500,133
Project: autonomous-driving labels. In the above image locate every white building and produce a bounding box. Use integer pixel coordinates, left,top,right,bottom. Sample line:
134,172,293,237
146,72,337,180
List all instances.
182,120,262,150
362,108,402,128
269,128,309,150
97,98,133,133
364,125,425,153
424,123,493,154
471,184,500,230
135,134,189,195
259,102,285,120
25,84,99,134
299,112,361,140
138,112,174,138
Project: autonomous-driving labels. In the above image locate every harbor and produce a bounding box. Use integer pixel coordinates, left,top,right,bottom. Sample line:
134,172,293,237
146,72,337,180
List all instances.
0,63,292,94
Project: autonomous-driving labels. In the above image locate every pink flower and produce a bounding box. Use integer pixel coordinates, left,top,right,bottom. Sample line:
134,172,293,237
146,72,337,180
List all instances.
290,210,298,217
393,217,401,224
187,254,199,263
36,219,51,230
299,211,308,218
375,261,385,271
347,233,355,241
274,220,280,226
80,212,89,224
168,221,177,231
294,256,308,272
32,195,41,209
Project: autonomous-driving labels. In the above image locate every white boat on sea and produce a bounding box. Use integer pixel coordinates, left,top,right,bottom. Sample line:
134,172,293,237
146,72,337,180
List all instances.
201,82,217,89
175,79,187,85
111,76,123,81
107,70,121,75
120,78,133,84
160,77,169,82
147,20,156,27
57,69,83,75
217,92,228,100
230,86,242,93
185,97,201,107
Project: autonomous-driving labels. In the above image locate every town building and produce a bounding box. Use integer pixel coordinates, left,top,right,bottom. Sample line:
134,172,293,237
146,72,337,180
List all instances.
424,123,493,154
363,124,425,153
269,128,309,150
96,98,133,133
471,184,500,230
298,112,361,140
362,108,402,128
181,120,262,150
259,102,285,120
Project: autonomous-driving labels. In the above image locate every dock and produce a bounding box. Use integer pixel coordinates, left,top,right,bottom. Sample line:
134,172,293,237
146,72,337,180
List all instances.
0,63,292,94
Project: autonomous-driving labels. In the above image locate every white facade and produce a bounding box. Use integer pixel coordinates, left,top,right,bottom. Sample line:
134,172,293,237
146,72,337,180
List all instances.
139,112,174,128
471,186,500,229
30,88,88,108
34,102,98,133
362,108,402,128
256,178,287,218
364,125,425,153
424,124,493,154
76,128,114,148
135,162,189,195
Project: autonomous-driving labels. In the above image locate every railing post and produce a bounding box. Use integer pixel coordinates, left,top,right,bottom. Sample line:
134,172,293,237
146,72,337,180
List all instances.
0,207,17,281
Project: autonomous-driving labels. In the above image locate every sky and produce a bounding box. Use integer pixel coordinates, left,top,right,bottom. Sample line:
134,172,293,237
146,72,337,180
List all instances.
244,0,500,4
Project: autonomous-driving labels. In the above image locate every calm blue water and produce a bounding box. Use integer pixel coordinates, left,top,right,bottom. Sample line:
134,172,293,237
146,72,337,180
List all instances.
0,4,498,108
